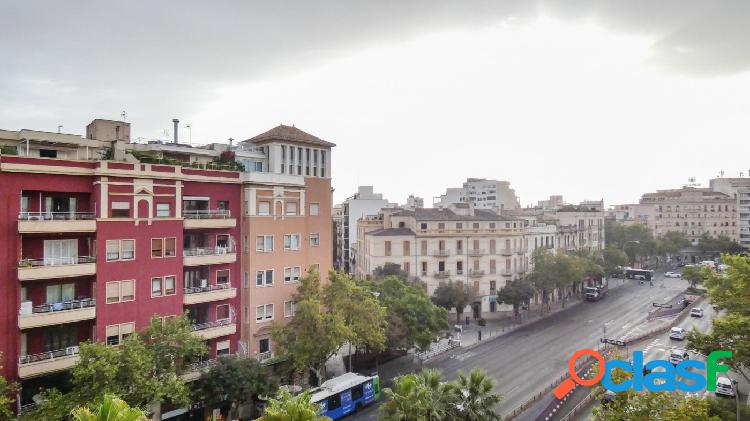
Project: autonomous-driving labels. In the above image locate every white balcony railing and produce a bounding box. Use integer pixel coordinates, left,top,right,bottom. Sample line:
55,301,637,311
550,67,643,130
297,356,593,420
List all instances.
434,271,451,278
184,283,231,295
18,211,96,221
183,210,232,219
257,351,274,362
183,245,235,257
24,298,96,314
18,256,96,267
19,346,79,365
190,318,233,332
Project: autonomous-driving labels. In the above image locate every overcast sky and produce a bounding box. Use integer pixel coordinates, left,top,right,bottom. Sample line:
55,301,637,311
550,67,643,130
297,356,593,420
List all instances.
2,1,750,206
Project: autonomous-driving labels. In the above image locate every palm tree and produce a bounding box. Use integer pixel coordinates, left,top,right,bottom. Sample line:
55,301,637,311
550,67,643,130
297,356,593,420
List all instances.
453,369,503,421
257,388,331,421
70,394,146,421
380,369,458,421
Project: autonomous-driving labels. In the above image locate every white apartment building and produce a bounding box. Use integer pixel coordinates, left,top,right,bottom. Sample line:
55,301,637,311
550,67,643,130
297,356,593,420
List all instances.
639,188,738,244
339,186,396,273
709,177,750,250
435,178,520,211
357,204,530,319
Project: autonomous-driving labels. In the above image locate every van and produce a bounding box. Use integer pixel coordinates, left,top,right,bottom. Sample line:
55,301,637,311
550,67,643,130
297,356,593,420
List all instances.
715,377,734,397
669,327,686,341
669,348,689,365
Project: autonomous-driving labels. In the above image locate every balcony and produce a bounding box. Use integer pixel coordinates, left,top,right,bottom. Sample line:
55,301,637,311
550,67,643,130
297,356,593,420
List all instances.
257,351,274,363
434,271,451,278
181,358,218,382
432,249,450,257
183,284,237,305
501,249,512,256
183,246,237,266
183,210,237,230
18,212,96,233
469,269,485,278
191,319,236,340
17,256,96,281
17,347,80,379
469,249,485,257
18,299,96,330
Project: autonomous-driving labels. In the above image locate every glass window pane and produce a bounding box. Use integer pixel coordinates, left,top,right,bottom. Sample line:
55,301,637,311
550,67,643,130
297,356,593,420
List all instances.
164,238,176,257
151,277,162,296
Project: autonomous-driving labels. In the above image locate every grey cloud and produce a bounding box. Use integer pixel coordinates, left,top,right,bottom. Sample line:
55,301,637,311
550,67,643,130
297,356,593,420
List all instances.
1,0,748,135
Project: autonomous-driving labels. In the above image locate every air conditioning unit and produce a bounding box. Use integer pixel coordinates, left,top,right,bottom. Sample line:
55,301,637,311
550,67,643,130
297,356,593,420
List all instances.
19,301,32,315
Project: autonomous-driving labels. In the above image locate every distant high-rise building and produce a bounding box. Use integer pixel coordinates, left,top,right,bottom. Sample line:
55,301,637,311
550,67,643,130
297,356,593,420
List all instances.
435,178,520,211
338,186,395,273
404,194,424,209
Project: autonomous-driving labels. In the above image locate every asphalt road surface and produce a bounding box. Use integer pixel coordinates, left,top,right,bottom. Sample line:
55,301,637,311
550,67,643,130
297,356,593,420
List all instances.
355,274,690,420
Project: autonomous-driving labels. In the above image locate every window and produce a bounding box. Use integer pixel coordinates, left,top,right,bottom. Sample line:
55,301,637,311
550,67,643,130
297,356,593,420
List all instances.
164,238,176,257
156,203,170,217
105,239,135,262
111,201,131,218
256,270,273,286
310,203,320,216
286,201,298,215
327,394,341,411
152,277,163,297
284,234,300,250
310,233,320,247
473,223,480,229
256,304,274,322
421,261,427,276
106,322,134,346
39,149,58,158
421,240,427,254
106,280,135,303
216,340,230,356
256,235,274,252
106,240,120,261
151,238,163,258
384,241,391,256
403,261,410,274
284,301,296,317
284,266,301,283
258,201,270,216
420,223,427,231
164,276,176,295
351,384,364,400
259,338,271,353
403,241,410,255
216,304,230,320
217,270,230,285
456,223,463,229
310,263,320,273
121,240,135,260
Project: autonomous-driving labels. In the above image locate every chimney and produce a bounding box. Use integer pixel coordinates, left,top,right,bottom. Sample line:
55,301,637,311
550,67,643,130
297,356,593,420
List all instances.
172,119,179,143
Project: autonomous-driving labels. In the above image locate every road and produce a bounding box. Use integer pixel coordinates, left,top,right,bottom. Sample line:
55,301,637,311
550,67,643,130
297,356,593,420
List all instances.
355,273,690,420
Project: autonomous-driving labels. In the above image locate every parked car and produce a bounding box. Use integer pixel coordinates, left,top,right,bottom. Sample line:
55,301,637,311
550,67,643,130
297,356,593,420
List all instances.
664,272,681,278
690,307,704,318
601,389,617,405
715,377,735,397
669,327,686,341
669,348,689,365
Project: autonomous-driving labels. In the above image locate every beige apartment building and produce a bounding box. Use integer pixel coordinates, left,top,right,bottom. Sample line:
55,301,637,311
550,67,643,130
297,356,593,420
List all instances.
710,177,750,251
238,125,334,361
356,204,531,318
639,188,738,244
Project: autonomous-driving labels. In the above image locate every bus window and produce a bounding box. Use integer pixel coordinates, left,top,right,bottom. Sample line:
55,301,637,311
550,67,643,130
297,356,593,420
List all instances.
328,394,341,411
351,384,364,401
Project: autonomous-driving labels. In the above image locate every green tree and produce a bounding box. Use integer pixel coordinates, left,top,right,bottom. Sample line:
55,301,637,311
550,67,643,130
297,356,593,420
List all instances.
706,396,750,419
496,279,535,316
380,369,458,421
688,255,750,383
70,394,146,421
273,270,350,384
257,389,330,421
593,390,718,420
0,355,18,421
432,280,475,324
602,247,628,276
452,369,502,421
657,230,690,255
373,263,409,280
139,315,207,375
324,271,387,371
698,234,745,255
366,276,449,352
196,356,278,420
529,249,586,308
681,265,711,289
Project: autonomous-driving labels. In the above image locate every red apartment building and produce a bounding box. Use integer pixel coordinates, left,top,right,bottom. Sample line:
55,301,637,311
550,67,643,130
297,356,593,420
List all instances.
0,120,334,412
0,155,242,408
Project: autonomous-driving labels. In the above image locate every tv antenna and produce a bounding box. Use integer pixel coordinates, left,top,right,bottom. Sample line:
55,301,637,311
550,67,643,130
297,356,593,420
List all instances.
121,111,127,121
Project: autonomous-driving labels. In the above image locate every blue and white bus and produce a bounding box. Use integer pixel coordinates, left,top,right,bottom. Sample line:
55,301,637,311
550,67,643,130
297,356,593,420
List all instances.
310,372,380,420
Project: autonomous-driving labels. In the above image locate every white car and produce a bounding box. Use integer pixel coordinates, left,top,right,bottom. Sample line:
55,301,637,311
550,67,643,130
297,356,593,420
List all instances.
669,348,689,365
664,272,681,278
669,327,686,341
715,377,735,397
690,307,704,318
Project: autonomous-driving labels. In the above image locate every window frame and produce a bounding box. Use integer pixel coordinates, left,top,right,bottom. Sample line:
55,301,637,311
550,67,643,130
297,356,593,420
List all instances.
309,202,320,216
284,300,296,318
151,277,163,297
309,233,320,247
283,234,301,251
156,202,171,217
151,238,164,258
256,235,274,252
